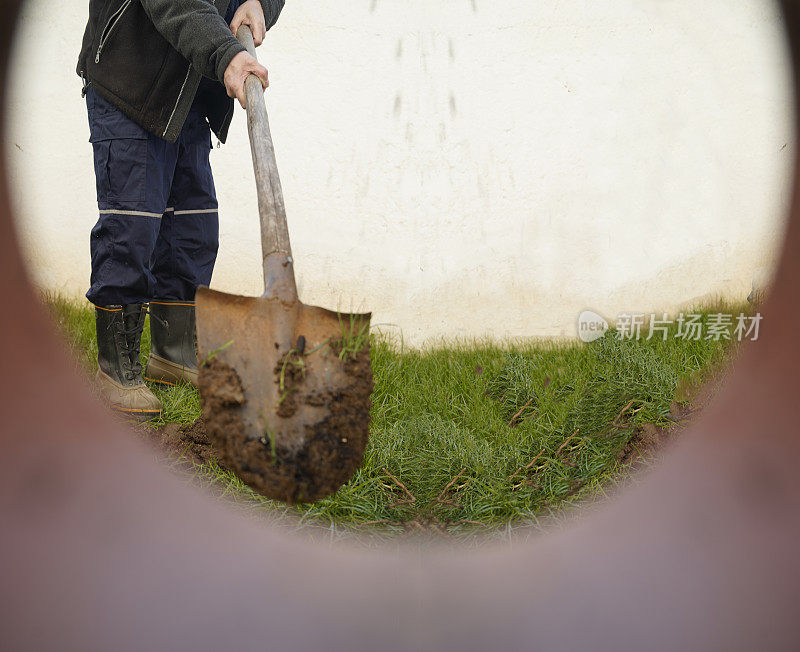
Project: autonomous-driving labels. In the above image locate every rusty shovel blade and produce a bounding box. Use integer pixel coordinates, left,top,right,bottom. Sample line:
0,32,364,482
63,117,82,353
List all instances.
195,287,372,504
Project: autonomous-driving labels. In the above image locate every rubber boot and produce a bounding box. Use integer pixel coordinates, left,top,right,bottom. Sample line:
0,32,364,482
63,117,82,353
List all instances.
144,300,199,387
95,304,162,420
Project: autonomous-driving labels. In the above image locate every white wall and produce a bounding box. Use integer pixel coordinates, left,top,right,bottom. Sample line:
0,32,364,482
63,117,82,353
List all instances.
5,0,794,345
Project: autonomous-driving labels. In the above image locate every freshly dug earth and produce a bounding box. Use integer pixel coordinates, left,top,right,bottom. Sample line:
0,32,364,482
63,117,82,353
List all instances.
141,419,219,468
198,339,373,504
618,399,704,466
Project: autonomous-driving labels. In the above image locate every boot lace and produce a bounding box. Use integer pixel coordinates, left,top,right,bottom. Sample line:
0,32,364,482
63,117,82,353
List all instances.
108,314,145,382
122,322,144,380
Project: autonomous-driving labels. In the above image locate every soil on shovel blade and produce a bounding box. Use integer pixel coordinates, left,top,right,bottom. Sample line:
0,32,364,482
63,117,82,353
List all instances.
198,339,373,504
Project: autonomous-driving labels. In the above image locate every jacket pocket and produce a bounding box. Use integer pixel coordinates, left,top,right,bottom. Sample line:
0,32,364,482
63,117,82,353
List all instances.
86,2,173,115
95,0,132,64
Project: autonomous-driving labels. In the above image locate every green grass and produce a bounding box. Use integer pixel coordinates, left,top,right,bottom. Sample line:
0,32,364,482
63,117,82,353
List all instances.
46,293,747,538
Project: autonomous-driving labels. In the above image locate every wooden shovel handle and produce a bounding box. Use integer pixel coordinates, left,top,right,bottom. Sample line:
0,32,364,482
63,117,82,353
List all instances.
236,25,298,303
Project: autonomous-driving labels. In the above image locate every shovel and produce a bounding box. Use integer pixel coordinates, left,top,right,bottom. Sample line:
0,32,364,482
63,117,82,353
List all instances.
195,26,372,504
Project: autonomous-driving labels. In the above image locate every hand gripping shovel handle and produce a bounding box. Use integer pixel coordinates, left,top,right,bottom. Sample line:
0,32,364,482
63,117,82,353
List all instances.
236,25,298,303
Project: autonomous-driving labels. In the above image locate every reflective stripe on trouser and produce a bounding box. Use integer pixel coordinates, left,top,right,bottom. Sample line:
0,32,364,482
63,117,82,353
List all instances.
85,88,219,306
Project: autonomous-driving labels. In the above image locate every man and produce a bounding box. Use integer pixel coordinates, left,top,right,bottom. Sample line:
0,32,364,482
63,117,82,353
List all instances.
77,0,284,418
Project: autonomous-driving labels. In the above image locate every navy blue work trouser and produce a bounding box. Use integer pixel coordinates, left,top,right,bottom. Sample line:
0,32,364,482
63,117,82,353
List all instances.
85,88,219,306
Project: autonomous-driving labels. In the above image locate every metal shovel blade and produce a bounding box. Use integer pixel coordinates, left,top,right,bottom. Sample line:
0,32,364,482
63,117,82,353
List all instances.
196,288,372,503
194,27,372,503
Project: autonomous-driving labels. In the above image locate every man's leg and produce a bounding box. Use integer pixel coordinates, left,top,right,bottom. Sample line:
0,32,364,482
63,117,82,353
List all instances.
85,89,177,418
146,109,219,387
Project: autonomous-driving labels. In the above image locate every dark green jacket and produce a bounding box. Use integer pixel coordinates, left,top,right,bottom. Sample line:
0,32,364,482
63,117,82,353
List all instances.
77,0,284,143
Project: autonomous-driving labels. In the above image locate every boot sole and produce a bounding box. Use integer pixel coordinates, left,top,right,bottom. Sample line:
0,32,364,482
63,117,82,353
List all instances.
145,353,198,388
94,370,163,418
143,375,177,387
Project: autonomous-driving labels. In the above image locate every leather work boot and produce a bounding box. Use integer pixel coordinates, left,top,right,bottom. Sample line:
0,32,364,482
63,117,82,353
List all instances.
95,304,163,420
144,300,199,387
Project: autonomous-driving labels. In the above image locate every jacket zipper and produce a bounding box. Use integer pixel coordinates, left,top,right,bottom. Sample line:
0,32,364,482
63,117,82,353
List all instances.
219,100,235,145
95,0,132,64
163,66,193,138
162,0,228,139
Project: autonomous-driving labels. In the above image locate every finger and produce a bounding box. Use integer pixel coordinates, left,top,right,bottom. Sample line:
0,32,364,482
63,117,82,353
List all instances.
254,65,269,89
249,71,266,89
251,20,265,46
230,15,242,35
239,16,259,44
249,69,267,89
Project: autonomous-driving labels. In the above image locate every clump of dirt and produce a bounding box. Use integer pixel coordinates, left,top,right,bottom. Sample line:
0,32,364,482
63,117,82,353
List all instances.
202,357,245,406
139,418,221,468
199,340,373,504
197,356,249,469
274,351,305,419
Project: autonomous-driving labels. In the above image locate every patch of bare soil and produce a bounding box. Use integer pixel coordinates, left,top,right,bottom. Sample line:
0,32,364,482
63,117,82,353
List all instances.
199,339,373,504
617,400,704,466
139,418,220,468
618,371,725,467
